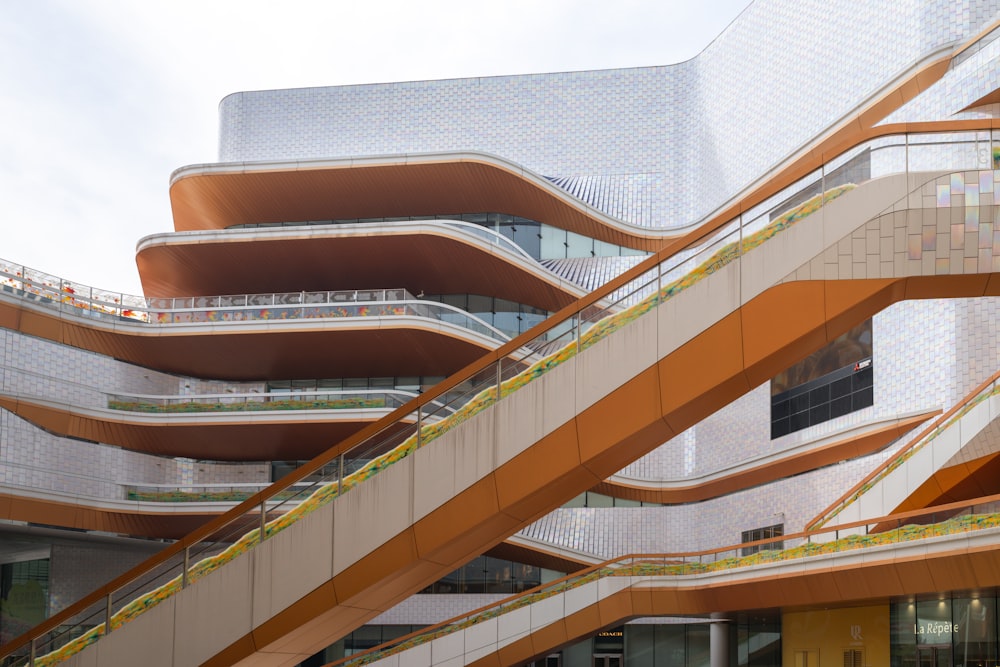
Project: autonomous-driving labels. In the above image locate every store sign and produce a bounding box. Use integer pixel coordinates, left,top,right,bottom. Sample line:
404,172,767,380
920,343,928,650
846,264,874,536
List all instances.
915,620,959,641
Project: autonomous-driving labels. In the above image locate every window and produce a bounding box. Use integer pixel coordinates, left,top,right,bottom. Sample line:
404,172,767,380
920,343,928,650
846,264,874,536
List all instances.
843,649,863,667
741,524,784,556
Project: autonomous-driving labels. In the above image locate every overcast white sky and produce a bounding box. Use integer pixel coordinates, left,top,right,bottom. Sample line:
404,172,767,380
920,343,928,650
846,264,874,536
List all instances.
0,1,750,296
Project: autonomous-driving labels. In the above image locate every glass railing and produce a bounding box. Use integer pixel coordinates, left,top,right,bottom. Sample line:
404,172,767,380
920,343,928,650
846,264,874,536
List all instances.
327,495,1000,667
436,220,537,263
104,389,428,415
2,124,997,667
123,482,313,504
0,277,512,344
0,365,442,418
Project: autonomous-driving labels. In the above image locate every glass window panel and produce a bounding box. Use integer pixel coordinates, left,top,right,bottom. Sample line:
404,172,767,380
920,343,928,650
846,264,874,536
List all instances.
566,230,594,257
916,599,954,645
585,492,614,508
316,379,343,390
540,225,568,259
439,293,466,310
511,220,541,258
461,212,489,226
396,376,420,392
594,239,621,257
461,557,486,594
953,597,996,665
467,294,492,318
685,625,710,667
346,626,381,654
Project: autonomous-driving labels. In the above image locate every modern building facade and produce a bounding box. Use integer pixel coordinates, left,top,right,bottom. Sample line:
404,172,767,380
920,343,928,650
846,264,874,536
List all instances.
4,1,1000,665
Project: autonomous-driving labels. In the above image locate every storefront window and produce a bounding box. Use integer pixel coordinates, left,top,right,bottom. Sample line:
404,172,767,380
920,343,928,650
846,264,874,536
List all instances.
954,597,997,666
893,595,999,667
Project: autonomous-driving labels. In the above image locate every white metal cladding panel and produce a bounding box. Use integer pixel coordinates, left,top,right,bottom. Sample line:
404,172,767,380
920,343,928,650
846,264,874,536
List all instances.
518,447,895,558
217,0,1000,228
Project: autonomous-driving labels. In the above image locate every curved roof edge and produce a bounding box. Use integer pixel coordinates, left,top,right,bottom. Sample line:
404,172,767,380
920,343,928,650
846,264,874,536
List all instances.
168,46,986,258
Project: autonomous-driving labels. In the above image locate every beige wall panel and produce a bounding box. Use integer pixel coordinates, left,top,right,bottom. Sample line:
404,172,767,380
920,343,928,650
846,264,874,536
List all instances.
656,260,740,361
575,304,660,414
493,368,571,471
463,615,501,663
331,456,413,578
251,500,335,628
173,549,255,667
91,597,178,667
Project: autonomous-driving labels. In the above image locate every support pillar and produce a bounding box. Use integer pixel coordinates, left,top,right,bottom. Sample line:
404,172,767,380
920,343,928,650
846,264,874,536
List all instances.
710,612,731,667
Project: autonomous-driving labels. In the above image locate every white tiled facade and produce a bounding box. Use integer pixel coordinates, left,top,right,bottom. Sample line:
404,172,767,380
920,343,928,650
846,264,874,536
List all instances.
217,0,999,228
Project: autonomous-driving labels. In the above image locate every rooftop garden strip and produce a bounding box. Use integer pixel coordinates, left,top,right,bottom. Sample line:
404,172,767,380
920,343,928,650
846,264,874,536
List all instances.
125,488,305,503
107,397,386,414
28,185,855,666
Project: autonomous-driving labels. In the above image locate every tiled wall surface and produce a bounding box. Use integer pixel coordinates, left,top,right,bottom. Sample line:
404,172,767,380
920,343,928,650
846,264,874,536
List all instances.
0,328,270,498
48,541,165,618
216,0,999,229
885,24,1000,124
519,450,894,558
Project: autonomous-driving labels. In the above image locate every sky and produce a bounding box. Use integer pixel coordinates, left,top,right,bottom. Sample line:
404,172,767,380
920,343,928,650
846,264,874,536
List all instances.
0,0,750,296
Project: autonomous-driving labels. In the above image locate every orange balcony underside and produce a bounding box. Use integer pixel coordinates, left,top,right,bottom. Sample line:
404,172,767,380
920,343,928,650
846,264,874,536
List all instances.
136,229,591,305
0,300,500,380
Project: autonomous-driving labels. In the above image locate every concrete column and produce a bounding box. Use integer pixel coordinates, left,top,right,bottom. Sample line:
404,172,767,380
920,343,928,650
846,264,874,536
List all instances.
710,612,731,667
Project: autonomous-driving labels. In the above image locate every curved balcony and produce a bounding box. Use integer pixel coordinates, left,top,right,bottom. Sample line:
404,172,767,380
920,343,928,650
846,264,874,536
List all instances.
135,218,597,305
593,411,938,504
0,280,535,380
0,386,439,460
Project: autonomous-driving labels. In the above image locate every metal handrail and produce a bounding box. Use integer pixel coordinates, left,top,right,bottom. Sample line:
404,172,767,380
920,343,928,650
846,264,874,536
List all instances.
2,120,998,665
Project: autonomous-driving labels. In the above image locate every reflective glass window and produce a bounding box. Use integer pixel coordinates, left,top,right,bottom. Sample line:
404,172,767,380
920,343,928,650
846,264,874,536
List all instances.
540,225,568,259
566,230,594,257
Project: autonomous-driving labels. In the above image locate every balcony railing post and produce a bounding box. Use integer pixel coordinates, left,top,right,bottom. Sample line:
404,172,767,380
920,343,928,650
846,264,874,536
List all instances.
105,593,113,635
657,261,663,306
182,547,190,589
338,454,345,491
416,405,423,449
259,500,267,543
29,637,36,666
575,314,581,353
495,359,502,402
905,132,910,177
